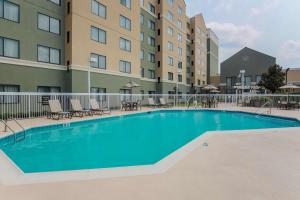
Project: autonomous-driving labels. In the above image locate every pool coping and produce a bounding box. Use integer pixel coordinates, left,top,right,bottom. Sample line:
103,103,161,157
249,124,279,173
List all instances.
0,109,300,185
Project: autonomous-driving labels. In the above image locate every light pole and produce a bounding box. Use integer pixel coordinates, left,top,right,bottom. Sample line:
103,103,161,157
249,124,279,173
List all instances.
89,57,97,106
240,69,246,103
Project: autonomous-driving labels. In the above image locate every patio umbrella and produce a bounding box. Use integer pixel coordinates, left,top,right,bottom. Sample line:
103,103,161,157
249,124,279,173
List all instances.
123,81,141,101
210,89,220,94
279,84,300,101
202,85,218,91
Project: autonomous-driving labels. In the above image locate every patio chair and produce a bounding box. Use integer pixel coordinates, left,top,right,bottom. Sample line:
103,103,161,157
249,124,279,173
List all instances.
89,99,104,115
70,99,92,117
48,100,71,120
148,97,159,107
121,101,131,111
280,101,288,110
159,98,172,108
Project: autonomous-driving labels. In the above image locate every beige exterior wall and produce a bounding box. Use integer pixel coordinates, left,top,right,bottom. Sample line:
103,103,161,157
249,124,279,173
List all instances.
287,68,300,85
157,0,187,86
66,0,140,76
190,14,207,87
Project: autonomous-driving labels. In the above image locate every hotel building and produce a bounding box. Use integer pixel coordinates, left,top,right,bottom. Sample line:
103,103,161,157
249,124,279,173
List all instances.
0,0,218,94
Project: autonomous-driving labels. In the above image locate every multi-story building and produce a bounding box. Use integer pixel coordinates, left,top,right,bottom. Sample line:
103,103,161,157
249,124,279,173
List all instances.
220,47,276,94
0,0,217,95
206,28,219,85
189,14,207,93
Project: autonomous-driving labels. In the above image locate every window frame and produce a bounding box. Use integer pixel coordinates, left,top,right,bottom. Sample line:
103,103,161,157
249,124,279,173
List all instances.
91,26,106,44
90,53,106,69
119,60,131,73
0,36,20,59
37,45,61,65
119,37,131,52
37,13,61,35
120,15,131,31
48,0,61,6
91,0,107,19
0,0,20,23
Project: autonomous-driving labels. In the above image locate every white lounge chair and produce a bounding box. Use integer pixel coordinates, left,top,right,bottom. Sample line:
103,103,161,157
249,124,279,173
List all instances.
90,98,110,114
159,98,172,108
48,100,71,120
70,99,92,117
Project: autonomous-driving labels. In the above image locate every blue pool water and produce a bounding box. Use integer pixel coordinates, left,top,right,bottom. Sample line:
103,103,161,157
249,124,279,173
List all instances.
0,110,299,173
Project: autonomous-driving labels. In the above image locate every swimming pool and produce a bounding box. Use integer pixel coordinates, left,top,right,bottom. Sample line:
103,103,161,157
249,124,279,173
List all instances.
1,110,299,173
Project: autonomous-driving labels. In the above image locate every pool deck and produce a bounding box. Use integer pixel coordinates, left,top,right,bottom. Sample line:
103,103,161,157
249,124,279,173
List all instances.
1,105,300,200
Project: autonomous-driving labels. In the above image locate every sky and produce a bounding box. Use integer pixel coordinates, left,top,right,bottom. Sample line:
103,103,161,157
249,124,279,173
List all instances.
185,0,300,69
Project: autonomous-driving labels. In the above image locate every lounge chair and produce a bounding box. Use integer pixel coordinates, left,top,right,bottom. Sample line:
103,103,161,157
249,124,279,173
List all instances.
159,98,172,108
70,99,92,117
48,100,71,120
90,99,103,115
90,99,111,114
148,97,159,107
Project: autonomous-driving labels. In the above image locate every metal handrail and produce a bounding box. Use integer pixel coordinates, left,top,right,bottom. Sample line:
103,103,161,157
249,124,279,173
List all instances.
255,100,272,117
10,118,26,132
1,119,17,142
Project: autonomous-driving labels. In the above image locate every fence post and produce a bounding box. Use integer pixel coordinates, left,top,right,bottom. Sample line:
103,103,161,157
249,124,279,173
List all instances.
28,95,31,118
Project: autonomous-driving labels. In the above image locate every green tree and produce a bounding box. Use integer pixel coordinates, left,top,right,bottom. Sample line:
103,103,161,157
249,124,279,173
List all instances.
258,64,285,93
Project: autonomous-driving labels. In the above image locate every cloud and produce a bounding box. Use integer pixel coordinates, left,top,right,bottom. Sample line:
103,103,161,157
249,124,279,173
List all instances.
207,22,263,47
278,40,300,61
213,0,235,12
250,0,280,16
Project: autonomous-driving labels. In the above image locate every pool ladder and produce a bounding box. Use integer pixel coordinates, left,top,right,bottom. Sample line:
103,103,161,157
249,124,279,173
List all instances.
1,118,26,143
255,100,272,118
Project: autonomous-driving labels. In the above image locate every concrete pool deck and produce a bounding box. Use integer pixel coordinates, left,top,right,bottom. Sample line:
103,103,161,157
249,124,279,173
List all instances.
1,105,300,199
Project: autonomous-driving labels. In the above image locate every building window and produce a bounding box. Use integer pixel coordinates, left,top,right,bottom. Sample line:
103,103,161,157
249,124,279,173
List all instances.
119,60,131,73
178,61,182,69
168,56,174,66
38,13,60,34
90,53,106,69
256,75,262,83
245,76,252,86
37,45,60,65
167,41,173,51
168,72,173,81
148,53,155,63
91,26,106,44
37,86,61,93
0,0,19,23
120,15,131,30
0,85,20,104
140,32,144,41
186,78,190,84
120,0,131,9
141,67,144,77
48,0,61,5
177,20,182,29
178,47,182,56
148,3,155,14
140,50,144,60
140,0,144,6
168,0,173,6
148,36,155,46
178,74,182,82
91,87,106,101
149,70,155,79
177,33,182,43
226,77,232,87
167,11,173,21
178,6,182,15
91,0,106,19
148,20,155,30
140,14,144,24
167,26,173,36
120,37,131,52
0,36,19,58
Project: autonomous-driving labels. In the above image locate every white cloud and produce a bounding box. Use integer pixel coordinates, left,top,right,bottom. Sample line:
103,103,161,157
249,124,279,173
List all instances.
207,22,263,47
250,0,280,16
278,40,300,60
213,0,235,12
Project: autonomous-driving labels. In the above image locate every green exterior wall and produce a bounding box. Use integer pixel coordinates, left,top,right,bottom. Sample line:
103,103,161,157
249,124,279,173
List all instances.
0,63,68,92
0,0,65,63
140,9,157,90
